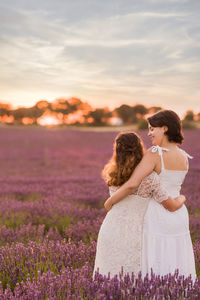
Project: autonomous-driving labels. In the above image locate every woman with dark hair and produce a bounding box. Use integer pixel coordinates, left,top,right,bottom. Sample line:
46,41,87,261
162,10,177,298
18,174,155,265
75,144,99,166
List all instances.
104,110,196,280
93,131,186,279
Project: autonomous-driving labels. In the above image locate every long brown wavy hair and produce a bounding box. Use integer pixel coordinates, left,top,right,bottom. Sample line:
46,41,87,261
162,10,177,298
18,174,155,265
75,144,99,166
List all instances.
102,131,145,186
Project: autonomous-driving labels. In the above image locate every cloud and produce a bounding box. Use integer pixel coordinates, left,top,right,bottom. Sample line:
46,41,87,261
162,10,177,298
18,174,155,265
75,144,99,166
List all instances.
0,0,199,113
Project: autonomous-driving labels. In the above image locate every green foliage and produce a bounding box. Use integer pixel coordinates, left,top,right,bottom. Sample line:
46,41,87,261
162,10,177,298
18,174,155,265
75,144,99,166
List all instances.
137,118,148,129
148,106,162,113
132,104,148,116
184,110,194,121
114,104,137,124
0,103,12,116
88,108,112,126
182,120,197,129
1,99,200,129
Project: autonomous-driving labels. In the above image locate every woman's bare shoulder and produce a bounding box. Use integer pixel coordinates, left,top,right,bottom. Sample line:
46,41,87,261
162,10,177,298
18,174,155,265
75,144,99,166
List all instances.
143,147,159,159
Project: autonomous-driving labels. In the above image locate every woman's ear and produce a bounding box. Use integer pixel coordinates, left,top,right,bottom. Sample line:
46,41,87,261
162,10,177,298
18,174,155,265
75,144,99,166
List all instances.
163,126,168,133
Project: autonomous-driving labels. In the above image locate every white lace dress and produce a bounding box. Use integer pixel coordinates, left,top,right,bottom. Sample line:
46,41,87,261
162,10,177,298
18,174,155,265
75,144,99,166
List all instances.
93,171,168,278
142,146,196,281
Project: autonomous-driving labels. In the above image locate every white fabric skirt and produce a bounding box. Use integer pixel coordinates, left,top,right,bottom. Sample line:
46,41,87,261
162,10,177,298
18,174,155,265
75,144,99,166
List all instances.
142,199,196,281
93,195,149,278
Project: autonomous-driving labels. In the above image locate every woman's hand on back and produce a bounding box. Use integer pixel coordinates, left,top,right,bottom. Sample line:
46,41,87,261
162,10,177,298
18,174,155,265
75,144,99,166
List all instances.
104,198,113,212
177,194,186,204
161,194,186,212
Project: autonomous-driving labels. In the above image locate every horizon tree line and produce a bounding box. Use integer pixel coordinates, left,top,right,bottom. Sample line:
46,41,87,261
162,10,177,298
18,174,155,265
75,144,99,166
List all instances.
0,98,199,127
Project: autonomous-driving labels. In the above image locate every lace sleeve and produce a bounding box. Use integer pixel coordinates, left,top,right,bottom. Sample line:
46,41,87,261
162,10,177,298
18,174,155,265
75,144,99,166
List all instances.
151,173,168,203
137,172,156,198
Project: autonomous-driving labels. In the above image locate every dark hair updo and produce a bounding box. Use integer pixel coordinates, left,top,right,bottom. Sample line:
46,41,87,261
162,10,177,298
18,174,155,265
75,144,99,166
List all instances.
147,110,184,144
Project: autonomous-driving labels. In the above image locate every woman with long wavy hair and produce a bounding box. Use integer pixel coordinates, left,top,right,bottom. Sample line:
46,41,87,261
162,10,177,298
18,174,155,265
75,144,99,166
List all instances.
93,130,186,279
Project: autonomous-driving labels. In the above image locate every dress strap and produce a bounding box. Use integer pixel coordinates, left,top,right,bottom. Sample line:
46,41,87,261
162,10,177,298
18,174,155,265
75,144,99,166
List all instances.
179,148,193,159
151,145,169,171
179,148,193,170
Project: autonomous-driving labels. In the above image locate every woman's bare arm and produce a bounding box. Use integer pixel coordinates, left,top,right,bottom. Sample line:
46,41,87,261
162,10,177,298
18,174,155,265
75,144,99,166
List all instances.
161,195,186,212
105,194,186,212
104,150,157,210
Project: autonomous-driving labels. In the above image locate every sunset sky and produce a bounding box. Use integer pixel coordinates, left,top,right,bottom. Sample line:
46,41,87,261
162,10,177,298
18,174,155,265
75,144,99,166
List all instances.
0,0,200,116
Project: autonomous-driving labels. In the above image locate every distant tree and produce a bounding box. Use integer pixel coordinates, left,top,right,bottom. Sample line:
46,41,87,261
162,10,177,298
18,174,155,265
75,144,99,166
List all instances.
51,99,72,115
148,106,162,114
88,108,112,126
137,119,148,129
132,104,148,116
11,105,46,124
67,97,83,112
35,100,50,110
184,110,194,121
29,106,46,123
11,108,27,124
114,105,137,124
79,102,93,114
53,98,89,114
0,103,12,116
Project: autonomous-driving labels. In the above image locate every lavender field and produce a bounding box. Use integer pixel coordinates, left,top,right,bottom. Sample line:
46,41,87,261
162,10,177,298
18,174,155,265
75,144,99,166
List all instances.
0,126,199,299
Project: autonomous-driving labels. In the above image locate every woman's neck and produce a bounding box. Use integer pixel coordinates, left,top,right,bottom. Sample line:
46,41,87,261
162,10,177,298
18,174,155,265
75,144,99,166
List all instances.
159,139,177,149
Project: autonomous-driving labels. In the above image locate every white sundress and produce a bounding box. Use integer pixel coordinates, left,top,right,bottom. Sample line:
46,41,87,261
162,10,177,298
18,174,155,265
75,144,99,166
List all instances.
142,145,196,281
93,171,169,279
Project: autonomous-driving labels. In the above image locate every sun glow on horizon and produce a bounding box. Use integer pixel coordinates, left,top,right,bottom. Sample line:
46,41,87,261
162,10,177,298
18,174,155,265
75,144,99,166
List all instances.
38,116,61,126
37,111,62,126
